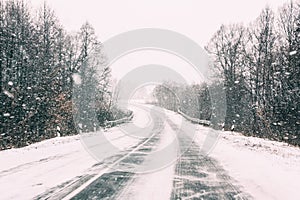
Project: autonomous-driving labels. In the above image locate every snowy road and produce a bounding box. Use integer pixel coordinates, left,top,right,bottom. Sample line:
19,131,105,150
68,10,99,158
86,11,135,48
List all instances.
1,104,300,200
44,104,250,199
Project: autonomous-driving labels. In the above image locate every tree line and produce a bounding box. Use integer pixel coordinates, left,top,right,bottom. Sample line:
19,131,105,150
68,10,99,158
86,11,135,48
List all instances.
1,0,299,149
153,82,212,121
0,0,120,149
154,1,300,146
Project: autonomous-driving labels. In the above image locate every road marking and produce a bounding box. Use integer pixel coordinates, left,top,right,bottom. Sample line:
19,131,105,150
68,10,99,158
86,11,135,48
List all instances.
62,107,163,200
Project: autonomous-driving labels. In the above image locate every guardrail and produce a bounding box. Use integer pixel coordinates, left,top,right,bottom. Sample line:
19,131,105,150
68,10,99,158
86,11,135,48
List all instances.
104,107,210,128
177,110,211,126
104,112,134,128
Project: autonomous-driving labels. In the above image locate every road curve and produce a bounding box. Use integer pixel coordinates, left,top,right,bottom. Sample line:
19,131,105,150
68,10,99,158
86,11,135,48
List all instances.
35,104,252,200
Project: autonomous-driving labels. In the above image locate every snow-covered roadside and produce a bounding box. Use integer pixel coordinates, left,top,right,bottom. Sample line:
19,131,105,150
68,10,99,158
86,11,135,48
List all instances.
0,104,150,200
0,131,140,200
166,109,300,200
208,130,300,200
0,135,97,200
1,104,299,200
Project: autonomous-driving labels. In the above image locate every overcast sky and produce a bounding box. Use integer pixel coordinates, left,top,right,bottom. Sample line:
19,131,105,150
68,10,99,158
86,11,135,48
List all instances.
29,0,289,46
29,0,290,83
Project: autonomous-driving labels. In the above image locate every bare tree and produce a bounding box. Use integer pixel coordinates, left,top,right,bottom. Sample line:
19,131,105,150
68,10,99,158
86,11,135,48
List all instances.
206,24,249,131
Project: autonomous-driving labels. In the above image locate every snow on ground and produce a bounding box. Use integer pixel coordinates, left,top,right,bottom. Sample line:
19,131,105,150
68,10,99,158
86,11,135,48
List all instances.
120,162,175,200
0,104,150,200
166,110,300,200
183,125,299,199
117,119,178,200
208,130,300,200
128,104,152,128
0,135,96,200
1,104,299,200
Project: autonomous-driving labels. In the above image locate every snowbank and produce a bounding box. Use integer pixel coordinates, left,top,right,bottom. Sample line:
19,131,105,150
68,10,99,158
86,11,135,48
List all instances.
196,126,300,200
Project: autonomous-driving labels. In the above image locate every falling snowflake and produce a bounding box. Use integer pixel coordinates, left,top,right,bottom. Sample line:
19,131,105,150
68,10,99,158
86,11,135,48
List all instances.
3,113,10,117
3,90,14,98
72,73,82,85
289,50,297,56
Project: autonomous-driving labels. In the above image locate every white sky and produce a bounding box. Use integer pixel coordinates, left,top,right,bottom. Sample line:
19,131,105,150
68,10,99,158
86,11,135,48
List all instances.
29,0,289,46
29,0,290,83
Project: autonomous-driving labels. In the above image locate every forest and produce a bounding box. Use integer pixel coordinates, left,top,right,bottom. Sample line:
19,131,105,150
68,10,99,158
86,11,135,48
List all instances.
0,0,128,149
154,1,299,146
0,0,299,150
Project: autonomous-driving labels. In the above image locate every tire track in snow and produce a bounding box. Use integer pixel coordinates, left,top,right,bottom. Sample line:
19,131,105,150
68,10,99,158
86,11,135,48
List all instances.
167,119,252,200
35,106,165,200
69,110,165,200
